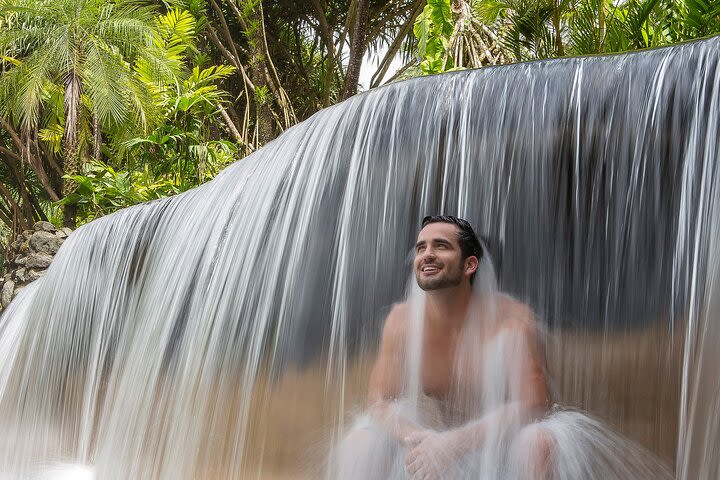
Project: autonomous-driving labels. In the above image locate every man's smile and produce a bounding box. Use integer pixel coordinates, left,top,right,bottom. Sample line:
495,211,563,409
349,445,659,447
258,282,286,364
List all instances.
421,264,442,274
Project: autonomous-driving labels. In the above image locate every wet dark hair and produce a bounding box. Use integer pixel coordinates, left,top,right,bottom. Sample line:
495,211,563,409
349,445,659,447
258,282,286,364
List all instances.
421,215,483,283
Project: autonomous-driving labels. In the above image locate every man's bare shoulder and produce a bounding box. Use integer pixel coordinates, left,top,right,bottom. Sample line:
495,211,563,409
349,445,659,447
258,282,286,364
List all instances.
381,302,411,341
492,293,541,335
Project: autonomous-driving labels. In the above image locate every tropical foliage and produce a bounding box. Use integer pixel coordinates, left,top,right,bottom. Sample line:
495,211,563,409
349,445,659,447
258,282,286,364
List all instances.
414,0,509,73
414,0,720,72
0,0,425,241
0,1,239,232
0,0,159,227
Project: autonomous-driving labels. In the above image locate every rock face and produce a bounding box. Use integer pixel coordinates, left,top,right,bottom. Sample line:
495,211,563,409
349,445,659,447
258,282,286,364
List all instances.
0,221,72,309
29,230,64,255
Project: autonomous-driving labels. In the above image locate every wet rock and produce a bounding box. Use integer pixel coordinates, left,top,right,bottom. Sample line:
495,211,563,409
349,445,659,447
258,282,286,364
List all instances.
26,269,44,282
24,253,53,269
29,231,63,255
34,221,57,233
14,268,27,283
13,268,27,285
0,225,73,310
1,280,14,307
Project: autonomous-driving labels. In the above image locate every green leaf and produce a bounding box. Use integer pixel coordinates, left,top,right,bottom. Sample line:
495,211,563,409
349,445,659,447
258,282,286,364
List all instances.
414,7,432,57
428,0,454,36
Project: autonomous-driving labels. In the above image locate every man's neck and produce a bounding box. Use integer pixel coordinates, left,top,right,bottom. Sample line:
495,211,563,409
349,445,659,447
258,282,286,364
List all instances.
424,283,473,331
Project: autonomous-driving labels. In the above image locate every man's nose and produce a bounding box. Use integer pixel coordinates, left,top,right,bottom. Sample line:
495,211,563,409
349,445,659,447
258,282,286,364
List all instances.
422,248,437,259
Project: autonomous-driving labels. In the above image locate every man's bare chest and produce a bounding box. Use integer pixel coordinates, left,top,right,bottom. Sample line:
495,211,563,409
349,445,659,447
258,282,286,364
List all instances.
419,334,482,400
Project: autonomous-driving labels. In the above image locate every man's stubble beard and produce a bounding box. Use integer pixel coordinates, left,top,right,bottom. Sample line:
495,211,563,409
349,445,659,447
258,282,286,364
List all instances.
415,262,464,291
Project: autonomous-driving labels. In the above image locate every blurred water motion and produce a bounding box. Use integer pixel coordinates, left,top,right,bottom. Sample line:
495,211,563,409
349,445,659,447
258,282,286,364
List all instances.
0,37,719,478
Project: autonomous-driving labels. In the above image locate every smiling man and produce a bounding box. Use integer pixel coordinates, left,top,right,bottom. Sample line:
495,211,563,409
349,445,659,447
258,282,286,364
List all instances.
336,215,555,480
335,215,677,480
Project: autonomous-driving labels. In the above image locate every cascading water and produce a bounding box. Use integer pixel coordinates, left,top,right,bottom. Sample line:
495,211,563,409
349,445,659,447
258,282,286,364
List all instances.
0,36,718,479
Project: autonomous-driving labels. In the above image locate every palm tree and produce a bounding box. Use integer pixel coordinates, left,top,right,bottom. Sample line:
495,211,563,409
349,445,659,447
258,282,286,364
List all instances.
0,0,158,226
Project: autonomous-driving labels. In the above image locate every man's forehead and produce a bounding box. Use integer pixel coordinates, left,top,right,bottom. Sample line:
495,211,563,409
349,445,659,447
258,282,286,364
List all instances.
416,222,460,243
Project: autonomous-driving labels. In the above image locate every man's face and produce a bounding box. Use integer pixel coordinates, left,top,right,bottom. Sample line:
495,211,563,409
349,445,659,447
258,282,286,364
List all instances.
414,222,466,291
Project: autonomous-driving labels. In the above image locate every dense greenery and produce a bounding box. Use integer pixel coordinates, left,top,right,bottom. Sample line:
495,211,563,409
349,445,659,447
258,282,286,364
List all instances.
0,0,423,238
0,0,717,252
414,0,720,72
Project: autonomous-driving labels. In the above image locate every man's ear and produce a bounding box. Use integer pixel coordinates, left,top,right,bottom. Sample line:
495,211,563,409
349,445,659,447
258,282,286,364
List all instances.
464,256,479,277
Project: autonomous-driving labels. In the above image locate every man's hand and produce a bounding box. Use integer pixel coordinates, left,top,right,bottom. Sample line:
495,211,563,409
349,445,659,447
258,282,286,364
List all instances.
402,430,461,480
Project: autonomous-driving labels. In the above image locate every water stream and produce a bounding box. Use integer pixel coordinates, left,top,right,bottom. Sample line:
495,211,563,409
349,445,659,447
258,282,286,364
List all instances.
0,37,718,478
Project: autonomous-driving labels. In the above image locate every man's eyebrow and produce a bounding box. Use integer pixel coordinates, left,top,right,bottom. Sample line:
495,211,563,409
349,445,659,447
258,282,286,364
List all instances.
415,238,453,249
432,238,452,246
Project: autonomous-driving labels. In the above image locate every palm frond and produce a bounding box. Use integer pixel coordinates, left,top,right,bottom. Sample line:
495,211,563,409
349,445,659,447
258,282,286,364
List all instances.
83,38,132,128
155,8,196,48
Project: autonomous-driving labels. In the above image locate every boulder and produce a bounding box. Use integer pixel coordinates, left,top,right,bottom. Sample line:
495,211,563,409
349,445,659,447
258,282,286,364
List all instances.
0,225,73,311
1,280,14,307
24,253,53,269
26,269,44,282
14,268,27,283
29,231,63,255
34,221,57,233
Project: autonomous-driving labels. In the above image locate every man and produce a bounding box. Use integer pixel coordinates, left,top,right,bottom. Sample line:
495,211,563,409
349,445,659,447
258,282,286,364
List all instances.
339,215,553,480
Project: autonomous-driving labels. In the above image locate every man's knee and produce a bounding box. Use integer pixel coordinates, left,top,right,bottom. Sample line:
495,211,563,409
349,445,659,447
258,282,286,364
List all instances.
514,425,556,480
529,429,555,465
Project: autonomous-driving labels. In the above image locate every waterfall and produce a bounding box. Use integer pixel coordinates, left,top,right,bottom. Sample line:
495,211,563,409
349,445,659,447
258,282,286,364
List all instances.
0,37,718,479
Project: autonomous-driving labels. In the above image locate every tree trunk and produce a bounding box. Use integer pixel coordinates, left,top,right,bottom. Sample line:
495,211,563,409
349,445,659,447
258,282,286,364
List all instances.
553,3,564,56
370,0,425,87
311,0,337,106
0,121,59,201
93,113,102,161
63,203,77,228
247,3,274,146
342,0,371,100
62,71,82,228
0,181,30,232
598,0,606,52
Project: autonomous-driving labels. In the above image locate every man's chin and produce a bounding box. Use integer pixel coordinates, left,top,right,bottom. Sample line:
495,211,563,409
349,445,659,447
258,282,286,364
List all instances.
416,277,454,291
415,264,465,291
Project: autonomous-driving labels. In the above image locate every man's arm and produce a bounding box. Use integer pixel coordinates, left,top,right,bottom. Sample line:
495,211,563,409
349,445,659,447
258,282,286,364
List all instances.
367,304,425,441
446,311,551,455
